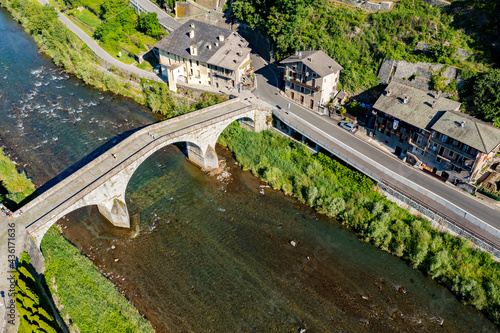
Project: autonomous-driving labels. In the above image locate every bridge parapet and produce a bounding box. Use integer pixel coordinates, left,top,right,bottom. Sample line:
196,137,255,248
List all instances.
20,98,270,267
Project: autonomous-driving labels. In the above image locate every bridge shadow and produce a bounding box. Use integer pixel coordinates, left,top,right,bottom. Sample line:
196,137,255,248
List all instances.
16,124,154,210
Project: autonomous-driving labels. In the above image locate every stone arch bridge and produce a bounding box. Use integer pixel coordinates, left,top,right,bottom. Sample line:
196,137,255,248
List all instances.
17,98,270,272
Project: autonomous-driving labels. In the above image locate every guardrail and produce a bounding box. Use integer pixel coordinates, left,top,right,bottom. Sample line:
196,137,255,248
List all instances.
379,181,500,258
272,108,500,258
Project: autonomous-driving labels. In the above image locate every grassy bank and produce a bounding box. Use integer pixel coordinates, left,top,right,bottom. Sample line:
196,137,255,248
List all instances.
0,149,153,331
219,122,500,325
15,253,61,333
0,148,35,207
41,226,155,332
0,0,224,118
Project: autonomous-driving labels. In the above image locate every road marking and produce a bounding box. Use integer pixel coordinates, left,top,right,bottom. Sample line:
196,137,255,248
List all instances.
279,110,500,235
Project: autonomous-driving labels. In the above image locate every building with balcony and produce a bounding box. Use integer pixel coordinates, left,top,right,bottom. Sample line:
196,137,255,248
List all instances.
373,81,500,182
153,19,252,91
281,51,342,114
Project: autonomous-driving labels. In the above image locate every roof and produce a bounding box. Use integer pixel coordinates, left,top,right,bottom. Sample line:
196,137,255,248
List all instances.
373,81,461,130
154,19,251,70
431,111,500,153
280,50,343,77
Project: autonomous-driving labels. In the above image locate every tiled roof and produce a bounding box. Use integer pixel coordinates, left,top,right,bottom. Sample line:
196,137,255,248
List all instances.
154,19,250,70
431,111,500,153
280,50,343,76
373,81,461,130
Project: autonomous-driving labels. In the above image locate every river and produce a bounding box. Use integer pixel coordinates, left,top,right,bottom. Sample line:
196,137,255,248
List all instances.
1,6,498,333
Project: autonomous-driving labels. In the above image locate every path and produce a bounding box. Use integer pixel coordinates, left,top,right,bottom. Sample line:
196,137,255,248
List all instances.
37,0,163,82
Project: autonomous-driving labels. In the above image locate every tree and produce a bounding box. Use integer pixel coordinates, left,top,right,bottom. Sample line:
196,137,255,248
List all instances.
138,12,163,38
472,68,500,123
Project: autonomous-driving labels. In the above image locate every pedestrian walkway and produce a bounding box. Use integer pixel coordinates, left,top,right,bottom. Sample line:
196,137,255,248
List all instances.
36,0,163,82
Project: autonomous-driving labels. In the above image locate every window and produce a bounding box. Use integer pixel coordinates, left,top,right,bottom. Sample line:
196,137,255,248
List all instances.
448,151,455,158
189,59,192,65
441,135,448,143
291,83,295,90
196,60,199,66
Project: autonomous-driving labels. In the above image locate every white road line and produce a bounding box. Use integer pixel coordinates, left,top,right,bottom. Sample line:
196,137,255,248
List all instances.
280,110,500,235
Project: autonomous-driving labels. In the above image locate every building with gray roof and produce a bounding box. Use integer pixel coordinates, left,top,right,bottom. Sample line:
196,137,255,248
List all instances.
281,50,343,114
153,19,252,91
372,81,500,182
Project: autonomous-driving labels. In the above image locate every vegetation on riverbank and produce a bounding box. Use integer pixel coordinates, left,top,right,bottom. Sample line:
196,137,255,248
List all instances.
40,226,155,332
15,253,61,333
0,148,35,206
230,0,499,124
0,0,224,118
219,122,500,325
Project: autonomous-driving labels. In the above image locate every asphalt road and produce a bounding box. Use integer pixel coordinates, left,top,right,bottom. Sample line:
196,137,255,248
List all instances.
251,54,500,236
36,0,162,82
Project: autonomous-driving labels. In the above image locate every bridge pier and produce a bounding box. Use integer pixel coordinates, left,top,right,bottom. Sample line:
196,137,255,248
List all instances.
186,142,219,169
97,199,130,228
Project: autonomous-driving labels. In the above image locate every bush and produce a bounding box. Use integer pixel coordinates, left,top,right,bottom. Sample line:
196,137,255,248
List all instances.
219,122,500,325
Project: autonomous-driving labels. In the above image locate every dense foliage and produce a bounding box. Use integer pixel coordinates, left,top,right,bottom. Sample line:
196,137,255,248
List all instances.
1,0,225,117
231,0,491,93
41,226,155,332
142,79,227,117
15,253,61,333
0,148,35,205
219,122,500,324
471,68,500,124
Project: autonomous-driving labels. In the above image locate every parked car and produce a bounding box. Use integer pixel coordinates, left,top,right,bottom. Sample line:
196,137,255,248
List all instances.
339,122,356,132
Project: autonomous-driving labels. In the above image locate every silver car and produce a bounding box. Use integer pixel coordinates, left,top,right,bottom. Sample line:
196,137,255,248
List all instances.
340,122,356,132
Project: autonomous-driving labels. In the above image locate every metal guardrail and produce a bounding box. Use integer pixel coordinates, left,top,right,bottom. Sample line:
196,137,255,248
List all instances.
272,108,383,182
379,181,500,258
272,108,500,258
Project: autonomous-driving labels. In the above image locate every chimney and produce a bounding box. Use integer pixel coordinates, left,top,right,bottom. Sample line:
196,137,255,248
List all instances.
461,119,466,127
215,41,219,47
190,45,197,56
307,57,312,61
386,89,391,96
435,91,441,99
207,43,212,50
299,51,302,59
190,22,195,29
219,34,224,42
189,30,195,38
432,100,437,108
403,95,409,104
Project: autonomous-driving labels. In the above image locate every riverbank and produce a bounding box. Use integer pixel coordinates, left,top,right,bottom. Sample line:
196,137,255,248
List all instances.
0,147,155,331
41,226,154,332
0,0,225,118
218,122,500,325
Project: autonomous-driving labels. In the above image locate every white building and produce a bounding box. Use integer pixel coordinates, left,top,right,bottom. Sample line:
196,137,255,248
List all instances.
153,19,252,91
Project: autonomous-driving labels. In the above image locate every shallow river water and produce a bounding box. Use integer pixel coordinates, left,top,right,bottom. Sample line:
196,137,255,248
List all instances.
1,6,498,333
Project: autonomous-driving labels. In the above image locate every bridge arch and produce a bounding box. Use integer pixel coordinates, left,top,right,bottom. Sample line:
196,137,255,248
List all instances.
22,99,270,272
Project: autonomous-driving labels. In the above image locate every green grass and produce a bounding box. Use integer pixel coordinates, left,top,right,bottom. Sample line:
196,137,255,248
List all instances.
75,9,100,28
0,148,35,206
219,122,500,325
41,226,155,333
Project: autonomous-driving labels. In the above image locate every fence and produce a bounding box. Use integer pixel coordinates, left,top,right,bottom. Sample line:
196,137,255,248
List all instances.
379,181,500,259
272,108,500,259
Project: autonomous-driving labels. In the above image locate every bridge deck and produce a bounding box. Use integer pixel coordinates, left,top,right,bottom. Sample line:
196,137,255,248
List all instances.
18,99,252,232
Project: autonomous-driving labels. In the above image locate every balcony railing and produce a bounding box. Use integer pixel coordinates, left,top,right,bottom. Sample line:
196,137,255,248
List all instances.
409,138,427,150
429,137,477,160
426,148,473,170
288,77,320,92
